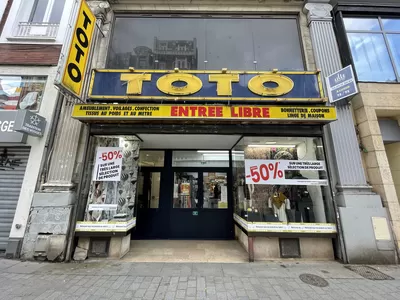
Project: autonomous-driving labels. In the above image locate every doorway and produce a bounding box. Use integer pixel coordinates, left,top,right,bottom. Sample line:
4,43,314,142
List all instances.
170,168,233,239
133,149,234,240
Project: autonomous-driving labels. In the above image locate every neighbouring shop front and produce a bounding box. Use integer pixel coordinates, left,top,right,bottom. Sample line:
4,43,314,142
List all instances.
71,14,339,261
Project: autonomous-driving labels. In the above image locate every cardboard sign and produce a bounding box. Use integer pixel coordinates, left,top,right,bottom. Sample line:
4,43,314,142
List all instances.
93,147,123,181
244,159,328,186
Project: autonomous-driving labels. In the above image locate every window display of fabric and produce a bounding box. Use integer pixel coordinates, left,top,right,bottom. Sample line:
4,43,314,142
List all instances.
268,192,291,222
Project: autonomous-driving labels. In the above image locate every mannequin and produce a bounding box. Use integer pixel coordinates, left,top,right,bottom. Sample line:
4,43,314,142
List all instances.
268,186,291,223
244,183,255,209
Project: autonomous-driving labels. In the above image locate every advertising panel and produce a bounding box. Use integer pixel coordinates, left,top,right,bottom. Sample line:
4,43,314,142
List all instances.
234,214,337,234
14,110,46,137
71,104,337,123
244,159,328,186
0,111,27,143
58,0,96,98
92,147,123,181
88,70,326,103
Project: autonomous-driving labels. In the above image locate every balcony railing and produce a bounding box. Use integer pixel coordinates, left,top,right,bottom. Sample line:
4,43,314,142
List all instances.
13,22,59,39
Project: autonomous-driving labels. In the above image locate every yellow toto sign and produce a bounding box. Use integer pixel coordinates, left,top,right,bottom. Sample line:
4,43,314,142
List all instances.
61,0,95,97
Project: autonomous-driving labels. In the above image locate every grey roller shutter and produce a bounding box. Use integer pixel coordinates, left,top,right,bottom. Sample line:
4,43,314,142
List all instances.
0,147,30,251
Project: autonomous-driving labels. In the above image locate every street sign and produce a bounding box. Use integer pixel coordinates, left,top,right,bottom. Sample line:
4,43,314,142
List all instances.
14,110,46,137
326,65,358,103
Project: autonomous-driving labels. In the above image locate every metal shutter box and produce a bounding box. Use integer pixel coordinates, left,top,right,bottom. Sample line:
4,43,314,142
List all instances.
0,147,30,250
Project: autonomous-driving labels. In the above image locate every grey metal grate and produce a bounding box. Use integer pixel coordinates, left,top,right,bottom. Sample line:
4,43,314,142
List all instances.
299,274,329,287
279,238,301,258
345,265,394,280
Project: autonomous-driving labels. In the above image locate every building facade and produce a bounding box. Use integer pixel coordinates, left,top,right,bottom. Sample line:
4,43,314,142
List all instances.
6,0,400,263
331,0,400,262
0,0,74,259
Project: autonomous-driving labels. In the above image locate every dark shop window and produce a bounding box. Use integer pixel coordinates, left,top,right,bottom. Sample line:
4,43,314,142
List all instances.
107,16,305,71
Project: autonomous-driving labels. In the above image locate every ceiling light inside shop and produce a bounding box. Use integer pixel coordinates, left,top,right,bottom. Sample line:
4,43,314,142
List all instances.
248,144,296,148
202,153,229,156
197,150,229,153
264,142,276,144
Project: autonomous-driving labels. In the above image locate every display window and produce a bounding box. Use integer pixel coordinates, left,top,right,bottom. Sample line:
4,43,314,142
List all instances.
0,76,46,111
232,136,335,232
82,136,140,226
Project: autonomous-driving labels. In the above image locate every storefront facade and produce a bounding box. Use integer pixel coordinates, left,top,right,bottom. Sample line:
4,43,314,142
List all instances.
0,0,76,258
22,0,398,263
68,2,340,261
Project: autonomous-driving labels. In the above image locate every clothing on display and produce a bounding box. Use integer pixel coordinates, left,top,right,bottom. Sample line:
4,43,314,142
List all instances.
268,192,291,223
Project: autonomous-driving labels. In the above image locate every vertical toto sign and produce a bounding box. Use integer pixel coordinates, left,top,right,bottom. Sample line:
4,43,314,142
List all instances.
60,0,95,97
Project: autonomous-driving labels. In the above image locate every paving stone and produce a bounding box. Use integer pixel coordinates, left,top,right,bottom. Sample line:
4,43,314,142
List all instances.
176,289,186,298
1,260,400,300
187,287,197,296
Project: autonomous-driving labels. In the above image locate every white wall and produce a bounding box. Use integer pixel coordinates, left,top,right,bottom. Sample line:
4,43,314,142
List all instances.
0,0,75,44
0,65,59,239
0,1,7,22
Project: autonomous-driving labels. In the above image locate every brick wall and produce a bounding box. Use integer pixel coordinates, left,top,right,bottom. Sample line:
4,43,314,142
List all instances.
0,44,62,65
0,0,12,36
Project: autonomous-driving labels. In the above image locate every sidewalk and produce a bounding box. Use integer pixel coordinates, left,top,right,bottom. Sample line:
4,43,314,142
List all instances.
1,259,400,300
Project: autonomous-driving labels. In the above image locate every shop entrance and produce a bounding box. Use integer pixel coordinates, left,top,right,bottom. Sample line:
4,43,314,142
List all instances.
133,153,234,240
132,134,240,240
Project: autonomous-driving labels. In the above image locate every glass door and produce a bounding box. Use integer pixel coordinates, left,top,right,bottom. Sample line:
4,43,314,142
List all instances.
134,168,169,238
170,168,233,239
202,172,228,209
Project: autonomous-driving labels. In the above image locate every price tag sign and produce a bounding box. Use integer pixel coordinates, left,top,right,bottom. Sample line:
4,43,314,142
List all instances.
93,147,123,181
244,159,328,186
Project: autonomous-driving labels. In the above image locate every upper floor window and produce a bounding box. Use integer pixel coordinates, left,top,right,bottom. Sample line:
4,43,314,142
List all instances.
29,0,65,23
11,0,65,39
344,17,400,82
107,16,305,71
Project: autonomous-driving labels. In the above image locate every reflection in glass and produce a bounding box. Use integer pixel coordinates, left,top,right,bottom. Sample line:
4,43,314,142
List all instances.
138,151,164,167
382,19,400,31
172,151,229,167
203,172,228,209
343,18,381,31
149,173,161,208
232,137,332,224
107,17,304,71
136,172,161,209
387,34,400,74
0,76,46,111
347,33,396,82
173,172,199,208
